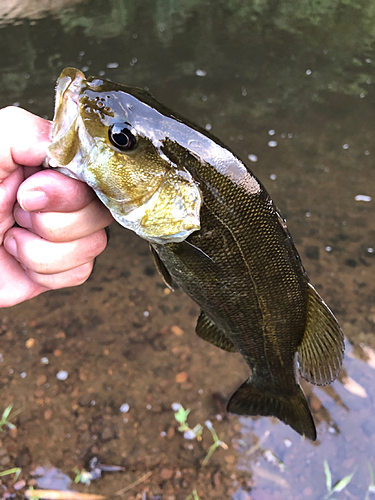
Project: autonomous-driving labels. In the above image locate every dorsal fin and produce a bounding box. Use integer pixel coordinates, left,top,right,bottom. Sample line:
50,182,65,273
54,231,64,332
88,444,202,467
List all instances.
196,311,237,352
297,283,344,386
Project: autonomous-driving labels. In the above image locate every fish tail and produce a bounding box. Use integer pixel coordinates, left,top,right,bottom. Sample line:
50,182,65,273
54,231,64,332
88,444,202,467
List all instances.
227,379,317,440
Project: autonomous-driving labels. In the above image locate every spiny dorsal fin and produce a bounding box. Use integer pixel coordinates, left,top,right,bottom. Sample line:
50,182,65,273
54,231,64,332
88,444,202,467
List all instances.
150,244,174,290
196,311,237,353
297,283,344,386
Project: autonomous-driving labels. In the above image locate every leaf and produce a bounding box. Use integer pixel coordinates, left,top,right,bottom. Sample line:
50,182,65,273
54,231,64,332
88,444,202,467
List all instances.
174,406,190,425
332,472,355,493
2,405,13,421
324,460,332,492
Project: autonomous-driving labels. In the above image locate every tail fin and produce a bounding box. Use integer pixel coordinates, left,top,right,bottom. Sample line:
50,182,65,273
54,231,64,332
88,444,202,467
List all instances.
227,379,317,440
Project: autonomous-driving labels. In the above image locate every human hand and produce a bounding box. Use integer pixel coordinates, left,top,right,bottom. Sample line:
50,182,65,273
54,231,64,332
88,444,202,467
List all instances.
0,106,114,307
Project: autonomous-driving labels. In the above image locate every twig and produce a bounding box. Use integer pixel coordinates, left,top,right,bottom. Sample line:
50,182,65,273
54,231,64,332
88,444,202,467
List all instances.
25,491,106,500
115,471,153,496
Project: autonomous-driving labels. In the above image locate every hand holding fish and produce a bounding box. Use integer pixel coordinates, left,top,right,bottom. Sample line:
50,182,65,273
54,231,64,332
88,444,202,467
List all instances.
0,106,113,307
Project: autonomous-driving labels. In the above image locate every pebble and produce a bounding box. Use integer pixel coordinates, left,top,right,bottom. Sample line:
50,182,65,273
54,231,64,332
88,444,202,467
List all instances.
160,468,174,480
175,372,188,383
36,374,47,386
120,403,130,413
26,338,35,348
355,194,372,202
101,425,116,441
56,370,68,381
248,154,258,162
225,454,236,464
44,409,53,420
171,325,184,336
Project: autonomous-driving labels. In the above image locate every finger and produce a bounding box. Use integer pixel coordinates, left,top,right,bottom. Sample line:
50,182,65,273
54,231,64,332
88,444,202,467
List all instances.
14,198,113,242
0,107,51,181
0,247,47,307
4,226,108,275
24,261,95,290
0,167,23,244
18,169,98,213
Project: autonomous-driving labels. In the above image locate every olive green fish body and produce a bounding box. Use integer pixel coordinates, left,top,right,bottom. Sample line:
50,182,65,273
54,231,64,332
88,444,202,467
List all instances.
46,68,345,441
151,140,316,438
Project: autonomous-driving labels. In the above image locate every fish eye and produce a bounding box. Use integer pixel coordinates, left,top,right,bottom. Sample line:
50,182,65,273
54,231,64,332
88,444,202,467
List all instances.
108,123,137,151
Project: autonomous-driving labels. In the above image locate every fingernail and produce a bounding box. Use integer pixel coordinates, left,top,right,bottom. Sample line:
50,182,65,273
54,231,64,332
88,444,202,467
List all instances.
14,206,32,229
19,189,48,211
4,237,19,260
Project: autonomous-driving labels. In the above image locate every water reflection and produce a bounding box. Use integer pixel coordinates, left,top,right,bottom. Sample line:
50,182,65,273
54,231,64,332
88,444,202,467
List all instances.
236,340,375,498
0,1,374,499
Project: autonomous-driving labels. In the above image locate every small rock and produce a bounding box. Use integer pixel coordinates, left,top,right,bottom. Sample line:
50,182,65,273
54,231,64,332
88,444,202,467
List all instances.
78,394,92,407
14,479,26,490
176,372,188,383
166,426,175,440
171,325,184,336
36,374,47,386
26,338,36,348
44,409,53,420
160,468,174,480
100,425,116,441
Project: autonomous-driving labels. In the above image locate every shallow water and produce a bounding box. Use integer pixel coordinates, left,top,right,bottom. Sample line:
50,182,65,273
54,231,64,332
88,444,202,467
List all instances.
0,1,374,499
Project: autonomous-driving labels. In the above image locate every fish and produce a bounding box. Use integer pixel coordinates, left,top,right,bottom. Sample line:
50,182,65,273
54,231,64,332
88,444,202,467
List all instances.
45,67,345,440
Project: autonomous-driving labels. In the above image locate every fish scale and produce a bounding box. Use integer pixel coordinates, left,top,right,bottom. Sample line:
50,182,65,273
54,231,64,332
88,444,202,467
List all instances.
46,68,345,441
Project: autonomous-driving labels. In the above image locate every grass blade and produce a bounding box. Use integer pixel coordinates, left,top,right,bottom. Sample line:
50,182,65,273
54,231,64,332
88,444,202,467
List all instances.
324,460,332,492
332,471,354,493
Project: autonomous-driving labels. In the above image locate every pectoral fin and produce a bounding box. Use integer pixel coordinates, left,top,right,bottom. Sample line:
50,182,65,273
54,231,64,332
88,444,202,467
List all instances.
196,311,237,352
150,245,174,290
297,283,344,386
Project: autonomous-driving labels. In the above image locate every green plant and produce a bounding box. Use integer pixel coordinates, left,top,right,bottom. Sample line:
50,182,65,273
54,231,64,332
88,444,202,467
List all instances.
365,464,375,500
174,405,203,440
202,420,228,466
185,489,200,500
173,404,228,466
323,459,355,499
73,467,94,485
0,467,21,480
0,405,24,432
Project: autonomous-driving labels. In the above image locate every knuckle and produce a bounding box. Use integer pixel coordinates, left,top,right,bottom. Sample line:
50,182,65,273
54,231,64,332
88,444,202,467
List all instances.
86,230,108,259
32,213,69,242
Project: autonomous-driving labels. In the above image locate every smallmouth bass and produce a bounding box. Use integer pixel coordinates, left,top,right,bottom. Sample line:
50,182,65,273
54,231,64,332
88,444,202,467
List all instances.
46,68,345,440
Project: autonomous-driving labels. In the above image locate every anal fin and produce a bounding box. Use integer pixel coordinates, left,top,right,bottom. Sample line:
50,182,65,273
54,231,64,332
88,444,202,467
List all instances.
196,311,237,353
297,283,344,386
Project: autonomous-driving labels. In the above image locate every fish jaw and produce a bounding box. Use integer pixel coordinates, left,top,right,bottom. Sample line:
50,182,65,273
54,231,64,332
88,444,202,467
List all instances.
45,68,202,244
46,68,86,175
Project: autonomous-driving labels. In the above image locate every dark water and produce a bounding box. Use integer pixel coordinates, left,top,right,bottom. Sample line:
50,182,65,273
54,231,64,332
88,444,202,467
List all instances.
0,1,374,499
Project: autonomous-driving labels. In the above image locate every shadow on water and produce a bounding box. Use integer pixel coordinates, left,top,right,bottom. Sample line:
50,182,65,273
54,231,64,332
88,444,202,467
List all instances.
0,1,374,498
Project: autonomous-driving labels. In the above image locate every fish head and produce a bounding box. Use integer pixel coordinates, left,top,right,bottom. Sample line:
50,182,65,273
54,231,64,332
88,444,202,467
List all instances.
46,67,201,244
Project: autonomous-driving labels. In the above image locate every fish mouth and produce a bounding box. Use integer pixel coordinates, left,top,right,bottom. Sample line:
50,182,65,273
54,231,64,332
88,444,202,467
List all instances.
51,67,86,145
